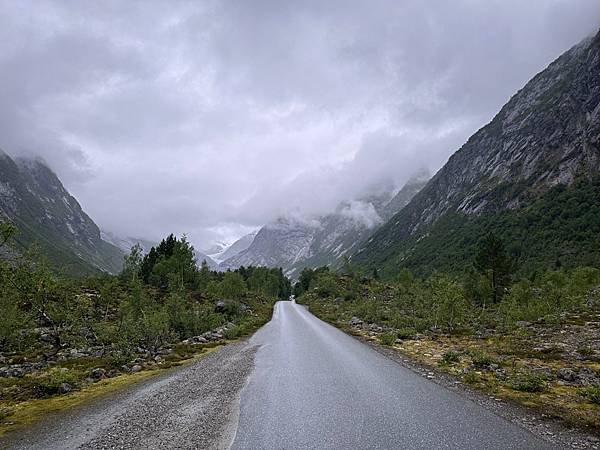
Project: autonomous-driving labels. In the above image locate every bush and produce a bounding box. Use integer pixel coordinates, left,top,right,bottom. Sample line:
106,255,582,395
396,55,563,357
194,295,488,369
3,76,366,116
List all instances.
463,370,480,384
580,386,600,405
396,327,417,339
224,324,244,339
507,372,546,392
29,368,79,397
439,350,460,366
469,350,498,369
379,332,396,346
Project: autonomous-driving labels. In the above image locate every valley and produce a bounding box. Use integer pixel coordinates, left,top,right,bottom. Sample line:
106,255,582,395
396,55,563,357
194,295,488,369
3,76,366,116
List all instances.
0,4,600,450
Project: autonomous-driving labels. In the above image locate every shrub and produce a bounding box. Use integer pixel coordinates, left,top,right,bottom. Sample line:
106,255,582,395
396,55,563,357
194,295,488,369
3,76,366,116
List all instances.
463,370,480,384
29,368,79,397
224,324,244,339
396,327,417,340
469,350,498,369
507,372,546,392
439,350,460,366
379,332,396,346
580,386,600,405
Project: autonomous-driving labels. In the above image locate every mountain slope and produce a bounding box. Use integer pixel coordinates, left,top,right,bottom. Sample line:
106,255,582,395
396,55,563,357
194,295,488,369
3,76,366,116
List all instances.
354,30,600,276
101,231,156,255
222,176,427,276
216,231,258,262
0,151,124,275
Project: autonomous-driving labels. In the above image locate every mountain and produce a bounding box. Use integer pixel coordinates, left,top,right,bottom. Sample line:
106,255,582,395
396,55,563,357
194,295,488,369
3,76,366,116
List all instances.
354,30,600,276
195,250,220,270
221,176,427,277
215,231,258,262
0,151,124,275
202,242,228,257
100,231,156,255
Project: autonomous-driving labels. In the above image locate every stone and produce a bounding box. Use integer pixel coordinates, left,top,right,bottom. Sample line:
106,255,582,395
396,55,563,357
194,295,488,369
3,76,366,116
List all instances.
349,317,363,326
556,368,578,382
58,382,72,394
578,367,600,385
90,368,106,380
131,364,143,373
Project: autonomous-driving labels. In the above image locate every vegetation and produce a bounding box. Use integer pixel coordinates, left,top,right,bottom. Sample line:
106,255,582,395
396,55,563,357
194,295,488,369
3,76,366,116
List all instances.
295,235,600,429
364,178,600,280
0,226,290,432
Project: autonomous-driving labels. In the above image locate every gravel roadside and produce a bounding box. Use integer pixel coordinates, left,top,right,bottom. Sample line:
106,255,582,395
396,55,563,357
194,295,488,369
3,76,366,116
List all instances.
352,333,600,449
1,341,258,450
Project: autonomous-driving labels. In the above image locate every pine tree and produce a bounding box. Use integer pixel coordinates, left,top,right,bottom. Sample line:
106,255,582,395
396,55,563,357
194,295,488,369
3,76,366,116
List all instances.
474,233,513,305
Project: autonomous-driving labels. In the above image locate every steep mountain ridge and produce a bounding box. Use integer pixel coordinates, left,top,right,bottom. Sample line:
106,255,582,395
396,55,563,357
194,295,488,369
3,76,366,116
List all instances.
221,176,427,276
0,150,124,275
354,30,600,274
213,231,258,262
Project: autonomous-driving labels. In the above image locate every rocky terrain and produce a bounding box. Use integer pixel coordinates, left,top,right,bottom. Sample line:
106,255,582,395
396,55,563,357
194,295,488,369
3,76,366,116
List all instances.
221,174,427,277
315,301,600,434
0,151,123,275
0,341,257,450
355,29,600,273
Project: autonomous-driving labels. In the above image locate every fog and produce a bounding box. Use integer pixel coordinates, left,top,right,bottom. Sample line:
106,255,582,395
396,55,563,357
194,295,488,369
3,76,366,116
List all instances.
1,0,599,247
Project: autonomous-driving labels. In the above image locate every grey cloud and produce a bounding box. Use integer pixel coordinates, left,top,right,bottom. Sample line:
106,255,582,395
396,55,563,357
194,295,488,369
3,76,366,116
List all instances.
0,0,599,248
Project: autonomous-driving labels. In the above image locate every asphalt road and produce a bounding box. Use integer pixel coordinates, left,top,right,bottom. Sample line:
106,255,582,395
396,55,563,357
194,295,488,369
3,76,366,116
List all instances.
230,300,553,450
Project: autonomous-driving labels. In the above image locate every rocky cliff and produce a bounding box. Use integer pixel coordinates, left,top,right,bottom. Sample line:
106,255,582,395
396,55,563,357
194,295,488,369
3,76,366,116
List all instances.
354,30,600,274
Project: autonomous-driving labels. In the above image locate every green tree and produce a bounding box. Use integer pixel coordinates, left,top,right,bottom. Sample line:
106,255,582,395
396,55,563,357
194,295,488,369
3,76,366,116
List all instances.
474,233,513,305
431,275,468,334
122,244,143,283
220,271,246,299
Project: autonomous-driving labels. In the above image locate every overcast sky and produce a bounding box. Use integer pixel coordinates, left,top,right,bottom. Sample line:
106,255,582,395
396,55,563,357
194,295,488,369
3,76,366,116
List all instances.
1,0,599,248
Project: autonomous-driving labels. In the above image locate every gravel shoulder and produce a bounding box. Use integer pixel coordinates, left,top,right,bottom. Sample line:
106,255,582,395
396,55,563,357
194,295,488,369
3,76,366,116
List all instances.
0,341,258,450
345,330,600,449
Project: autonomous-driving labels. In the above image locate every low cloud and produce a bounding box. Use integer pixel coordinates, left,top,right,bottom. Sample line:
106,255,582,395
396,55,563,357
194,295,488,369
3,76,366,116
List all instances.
0,0,599,246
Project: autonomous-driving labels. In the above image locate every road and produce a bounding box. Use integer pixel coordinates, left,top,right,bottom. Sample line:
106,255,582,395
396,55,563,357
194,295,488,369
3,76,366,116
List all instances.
231,300,553,449
1,301,555,449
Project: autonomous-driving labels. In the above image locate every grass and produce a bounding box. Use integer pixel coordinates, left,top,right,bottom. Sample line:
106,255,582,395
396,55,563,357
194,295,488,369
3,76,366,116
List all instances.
0,346,220,438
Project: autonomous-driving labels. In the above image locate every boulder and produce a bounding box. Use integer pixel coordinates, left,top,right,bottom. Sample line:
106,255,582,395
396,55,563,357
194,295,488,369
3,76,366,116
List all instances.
131,364,143,373
90,368,106,380
58,382,72,394
556,368,578,382
349,317,363,327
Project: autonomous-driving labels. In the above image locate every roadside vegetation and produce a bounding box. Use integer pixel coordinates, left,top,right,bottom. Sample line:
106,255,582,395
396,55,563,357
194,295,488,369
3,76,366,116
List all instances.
0,224,290,435
295,235,600,430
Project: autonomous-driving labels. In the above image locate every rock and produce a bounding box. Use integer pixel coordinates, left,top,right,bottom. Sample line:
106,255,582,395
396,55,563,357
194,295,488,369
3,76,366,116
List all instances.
131,364,142,373
578,367,600,385
40,333,55,343
105,370,117,378
58,382,72,394
215,300,227,313
0,367,25,378
121,365,130,373
349,317,363,327
556,368,578,382
90,368,106,380
154,355,163,363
